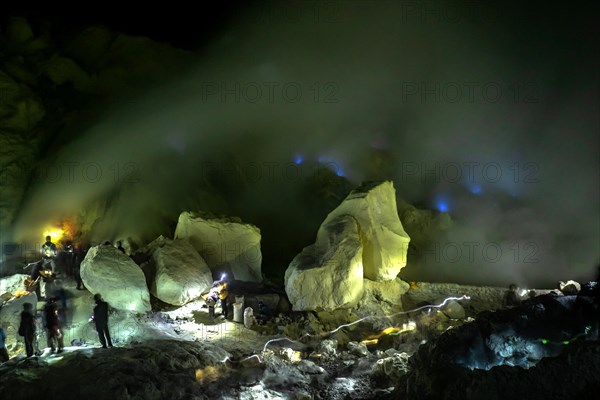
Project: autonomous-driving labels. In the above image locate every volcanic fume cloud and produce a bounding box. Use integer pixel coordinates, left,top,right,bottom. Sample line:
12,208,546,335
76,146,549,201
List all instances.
13,1,599,286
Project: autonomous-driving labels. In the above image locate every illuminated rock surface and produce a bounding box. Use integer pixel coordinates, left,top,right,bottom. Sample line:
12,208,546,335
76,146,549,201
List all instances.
0,292,38,335
324,181,410,281
356,278,409,319
285,181,411,311
145,236,213,306
2,277,593,400
175,211,263,282
559,279,581,295
0,274,29,296
81,244,151,312
285,215,364,311
402,282,509,314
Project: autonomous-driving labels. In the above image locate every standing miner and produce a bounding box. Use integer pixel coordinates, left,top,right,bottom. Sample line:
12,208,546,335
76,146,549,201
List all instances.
0,326,8,362
44,297,64,354
18,303,37,357
92,294,113,348
41,235,58,273
503,284,521,308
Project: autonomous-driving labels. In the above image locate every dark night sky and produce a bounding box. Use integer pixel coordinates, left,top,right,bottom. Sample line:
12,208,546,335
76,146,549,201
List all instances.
2,1,595,51
1,1,248,49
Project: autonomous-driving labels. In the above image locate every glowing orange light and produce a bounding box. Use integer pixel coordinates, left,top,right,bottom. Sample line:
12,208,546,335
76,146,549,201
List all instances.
361,322,417,345
42,218,80,245
43,228,64,241
13,290,31,298
195,366,221,384
39,270,55,278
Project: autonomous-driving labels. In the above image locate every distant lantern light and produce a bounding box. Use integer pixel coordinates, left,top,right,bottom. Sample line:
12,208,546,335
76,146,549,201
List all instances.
470,185,482,194
294,154,303,165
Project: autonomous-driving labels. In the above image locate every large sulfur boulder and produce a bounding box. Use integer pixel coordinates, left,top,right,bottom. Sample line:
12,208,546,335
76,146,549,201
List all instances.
174,211,262,282
284,181,410,311
81,245,151,312
323,181,410,281
285,215,364,311
146,236,213,306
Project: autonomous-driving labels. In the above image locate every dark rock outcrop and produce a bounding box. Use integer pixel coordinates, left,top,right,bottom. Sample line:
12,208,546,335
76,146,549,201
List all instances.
393,293,600,399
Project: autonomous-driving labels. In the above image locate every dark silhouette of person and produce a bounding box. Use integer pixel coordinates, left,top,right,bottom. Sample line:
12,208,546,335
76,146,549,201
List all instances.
19,303,37,357
74,243,87,290
117,241,126,254
52,281,69,324
219,287,229,319
257,301,272,324
92,294,113,348
64,241,76,277
29,260,46,299
44,297,64,353
502,284,521,308
0,326,8,362
73,244,85,290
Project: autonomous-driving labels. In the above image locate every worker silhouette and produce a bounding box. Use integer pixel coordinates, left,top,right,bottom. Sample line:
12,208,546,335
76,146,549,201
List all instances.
92,294,113,348
41,235,58,273
502,284,521,308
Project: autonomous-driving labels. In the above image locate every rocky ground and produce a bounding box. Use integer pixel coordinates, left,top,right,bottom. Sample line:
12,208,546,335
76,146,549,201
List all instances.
0,277,464,399
2,276,597,399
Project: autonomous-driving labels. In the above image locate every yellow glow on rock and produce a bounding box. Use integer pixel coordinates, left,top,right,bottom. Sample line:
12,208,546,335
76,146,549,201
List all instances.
380,327,402,336
195,366,221,384
361,339,379,346
290,351,302,363
361,322,417,345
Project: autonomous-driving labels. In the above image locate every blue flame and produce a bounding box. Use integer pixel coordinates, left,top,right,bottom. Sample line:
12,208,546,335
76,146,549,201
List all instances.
433,193,451,213
470,185,482,194
294,154,303,165
437,201,449,212
317,154,345,177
